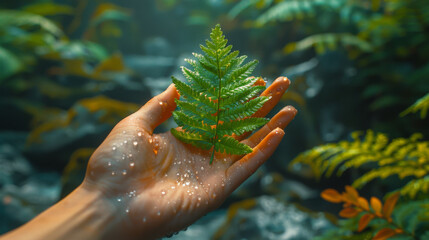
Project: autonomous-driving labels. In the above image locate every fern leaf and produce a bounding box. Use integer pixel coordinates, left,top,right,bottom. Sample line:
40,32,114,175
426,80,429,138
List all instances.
216,136,252,155
283,33,373,55
400,177,429,199
290,130,429,197
0,10,63,36
255,0,343,26
171,24,269,163
400,93,429,119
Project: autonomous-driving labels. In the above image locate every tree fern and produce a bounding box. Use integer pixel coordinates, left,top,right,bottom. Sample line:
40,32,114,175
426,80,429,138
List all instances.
290,130,429,197
171,24,270,164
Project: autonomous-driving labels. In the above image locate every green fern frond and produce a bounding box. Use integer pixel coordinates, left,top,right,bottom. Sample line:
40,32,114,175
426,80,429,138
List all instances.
290,130,429,197
0,10,63,36
255,0,343,26
401,93,429,119
400,176,429,199
283,33,373,55
171,24,269,163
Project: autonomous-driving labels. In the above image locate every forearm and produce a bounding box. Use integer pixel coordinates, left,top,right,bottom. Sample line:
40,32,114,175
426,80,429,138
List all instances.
0,185,119,240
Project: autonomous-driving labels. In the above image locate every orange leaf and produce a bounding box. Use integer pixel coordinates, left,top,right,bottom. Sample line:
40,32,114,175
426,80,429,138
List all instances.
339,207,359,218
371,197,383,215
342,192,355,203
383,192,400,219
358,197,369,211
321,189,343,203
343,202,353,208
358,213,375,232
345,185,359,201
373,228,397,240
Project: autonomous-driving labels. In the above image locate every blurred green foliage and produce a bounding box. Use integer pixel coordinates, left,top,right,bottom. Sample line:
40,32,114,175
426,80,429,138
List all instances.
0,0,137,177
229,0,429,133
226,0,429,238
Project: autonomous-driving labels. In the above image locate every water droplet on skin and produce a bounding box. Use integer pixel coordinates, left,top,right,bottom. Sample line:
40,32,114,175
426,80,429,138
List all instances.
122,170,127,175
117,198,122,202
112,146,117,151
133,141,138,146
171,186,175,189
129,162,135,167
124,140,127,144
149,138,153,143
194,186,198,189
125,208,130,213
138,132,142,137
128,153,133,158
108,162,112,166
161,191,166,195
111,171,116,176
185,181,190,186
159,102,163,106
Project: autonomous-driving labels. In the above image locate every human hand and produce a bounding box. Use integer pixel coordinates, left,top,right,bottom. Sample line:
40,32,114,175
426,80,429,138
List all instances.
82,76,297,239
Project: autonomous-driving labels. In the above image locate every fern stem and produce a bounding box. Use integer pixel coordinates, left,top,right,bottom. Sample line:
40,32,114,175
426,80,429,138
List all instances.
210,44,223,164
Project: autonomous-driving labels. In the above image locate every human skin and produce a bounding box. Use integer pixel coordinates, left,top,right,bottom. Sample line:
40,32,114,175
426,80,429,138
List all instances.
0,77,297,240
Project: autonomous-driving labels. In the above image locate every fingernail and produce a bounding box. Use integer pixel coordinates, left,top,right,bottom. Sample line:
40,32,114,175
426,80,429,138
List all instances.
283,105,298,115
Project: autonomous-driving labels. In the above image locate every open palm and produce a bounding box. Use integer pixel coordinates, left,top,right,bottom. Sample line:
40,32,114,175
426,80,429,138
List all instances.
83,77,296,239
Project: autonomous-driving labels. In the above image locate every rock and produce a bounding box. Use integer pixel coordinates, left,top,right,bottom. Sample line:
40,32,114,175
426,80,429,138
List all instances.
124,55,176,78
214,196,333,240
0,144,61,234
168,195,333,240
167,210,227,240
143,37,173,56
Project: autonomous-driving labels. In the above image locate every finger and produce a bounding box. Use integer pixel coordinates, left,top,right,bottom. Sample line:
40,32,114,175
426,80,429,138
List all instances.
242,105,296,148
135,84,180,133
226,128,284,194
235,76,290,141
253,76,290,118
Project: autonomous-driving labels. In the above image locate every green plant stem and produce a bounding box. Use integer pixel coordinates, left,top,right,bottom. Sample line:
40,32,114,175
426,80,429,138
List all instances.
210,48,223,164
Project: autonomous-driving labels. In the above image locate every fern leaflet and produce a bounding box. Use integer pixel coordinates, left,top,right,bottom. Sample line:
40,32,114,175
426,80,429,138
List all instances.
290,130,429,197
171,24,269,163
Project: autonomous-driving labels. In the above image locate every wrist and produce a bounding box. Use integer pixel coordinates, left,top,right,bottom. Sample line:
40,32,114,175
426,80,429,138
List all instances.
1,184,120,240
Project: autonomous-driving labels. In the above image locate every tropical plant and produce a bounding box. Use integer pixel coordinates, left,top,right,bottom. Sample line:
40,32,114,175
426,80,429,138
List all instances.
228,0,429,134
320,186,429,240
401,93,429,119
290,130,429,198
171,24,269,163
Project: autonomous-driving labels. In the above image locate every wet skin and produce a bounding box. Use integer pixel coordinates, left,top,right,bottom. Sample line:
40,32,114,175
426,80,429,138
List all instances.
0,77,296,240
84,76,297,239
